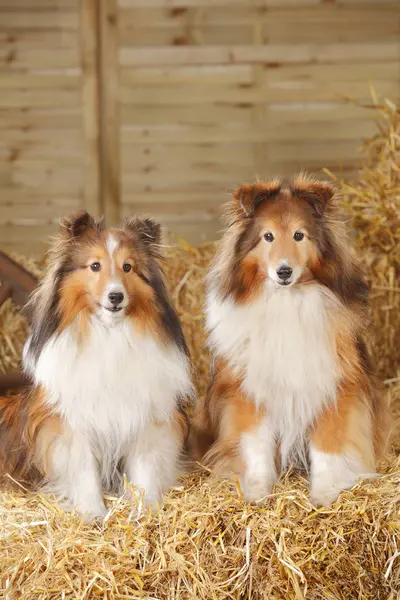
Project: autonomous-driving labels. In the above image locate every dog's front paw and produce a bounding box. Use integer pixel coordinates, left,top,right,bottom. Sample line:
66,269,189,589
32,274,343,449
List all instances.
310,481,342,507
123,483,161,509
62,499,107,523
241,475,275,503
309,447,372,507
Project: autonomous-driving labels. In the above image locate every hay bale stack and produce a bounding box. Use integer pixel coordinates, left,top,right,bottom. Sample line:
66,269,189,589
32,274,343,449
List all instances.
1,465,399,599
164,240,215,400
0,104,399,599
337,101,400,453
339,102,400,384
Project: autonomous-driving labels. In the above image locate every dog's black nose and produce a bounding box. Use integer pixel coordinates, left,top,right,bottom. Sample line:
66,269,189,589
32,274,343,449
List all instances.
108,291,124,305
276,266,293,281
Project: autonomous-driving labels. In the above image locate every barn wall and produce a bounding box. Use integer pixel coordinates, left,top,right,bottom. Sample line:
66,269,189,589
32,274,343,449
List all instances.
0,0,399,253
116,0,400,243
0,0,100,256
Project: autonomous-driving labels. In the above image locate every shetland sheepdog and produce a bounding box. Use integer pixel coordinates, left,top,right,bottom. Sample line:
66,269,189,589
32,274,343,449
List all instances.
0,212,193,520
191,174,389,506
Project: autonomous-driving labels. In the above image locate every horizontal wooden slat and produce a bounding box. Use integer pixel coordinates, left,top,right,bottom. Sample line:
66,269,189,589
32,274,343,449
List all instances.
0,11,78,30
265,62,400,84
0,128,81,143
0,203,80,225
120,62,399,87
0,108,81,130
119,1,323,7
0,31,79,49
120,102,380,127
119,5,399,29
0,89,81,109
0,150,82,163
120,119,377,145
122,166,255,187
120,191,231,206
124,206,219,224
0,48,80,69
119,81,398,106
121,143,255,169
0,162,84,193
1,0,75,7
120,64,253,85
120,42,399,66
119,0,395,6
0,73,80,89
0,242,50,256
0,188,81,206
119,6,399,45
120,26,256,47
0,224,59,244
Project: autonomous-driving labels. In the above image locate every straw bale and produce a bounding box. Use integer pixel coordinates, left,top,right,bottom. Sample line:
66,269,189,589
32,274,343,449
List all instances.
0,102,399,599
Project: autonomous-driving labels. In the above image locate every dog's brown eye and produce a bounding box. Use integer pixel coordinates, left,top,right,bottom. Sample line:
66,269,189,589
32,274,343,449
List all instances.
90,262,101,272
294,231,304,242
123,263,132,273
264,232,274,242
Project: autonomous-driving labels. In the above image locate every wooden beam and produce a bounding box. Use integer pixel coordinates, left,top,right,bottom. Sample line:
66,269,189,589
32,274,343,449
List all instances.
0,370,31,394
0,284,12,307
79,0,102,217
0,250,38,307
99,0,121,226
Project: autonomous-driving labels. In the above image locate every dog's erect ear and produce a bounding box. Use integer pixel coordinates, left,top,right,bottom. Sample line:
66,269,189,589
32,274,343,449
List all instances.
291,175,337,217
229,180,281,223
125,217,162,248
59,211,99,238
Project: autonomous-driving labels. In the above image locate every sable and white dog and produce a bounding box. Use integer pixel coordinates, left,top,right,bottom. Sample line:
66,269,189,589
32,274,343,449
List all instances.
191,174,389,506
0,212,193,520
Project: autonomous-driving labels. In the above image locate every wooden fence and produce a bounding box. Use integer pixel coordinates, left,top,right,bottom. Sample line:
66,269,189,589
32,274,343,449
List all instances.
0,0,399,254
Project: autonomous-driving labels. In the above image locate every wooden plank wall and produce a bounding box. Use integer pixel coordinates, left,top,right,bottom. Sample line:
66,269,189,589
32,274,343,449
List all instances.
0,0,100,256
0,0,399,253
117,0,400,243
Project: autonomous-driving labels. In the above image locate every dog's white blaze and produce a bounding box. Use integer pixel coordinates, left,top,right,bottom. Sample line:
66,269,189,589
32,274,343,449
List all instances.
309,446,374,506
29,317,193,516
101,233,128,321
206,281,341,468
106,234,119,275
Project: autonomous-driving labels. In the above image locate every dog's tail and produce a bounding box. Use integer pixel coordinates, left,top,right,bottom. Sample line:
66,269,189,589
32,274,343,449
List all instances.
0,393,31,479
0,389,46,484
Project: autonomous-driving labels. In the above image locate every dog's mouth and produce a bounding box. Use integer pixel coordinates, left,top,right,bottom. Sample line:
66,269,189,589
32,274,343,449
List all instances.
96,302,124,314
278,280,292,287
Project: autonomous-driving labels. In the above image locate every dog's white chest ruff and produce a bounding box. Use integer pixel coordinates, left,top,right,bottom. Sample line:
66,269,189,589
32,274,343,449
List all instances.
207,284,340,461
29,318,192,444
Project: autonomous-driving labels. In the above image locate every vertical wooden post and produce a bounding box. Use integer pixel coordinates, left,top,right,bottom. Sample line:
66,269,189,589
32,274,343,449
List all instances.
251,18,268,178
79,0,102,217
99,0,120,227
